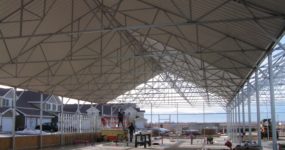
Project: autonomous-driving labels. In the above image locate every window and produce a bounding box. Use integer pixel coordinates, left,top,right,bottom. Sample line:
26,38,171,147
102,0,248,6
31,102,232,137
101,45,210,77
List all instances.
2,98,10,107
52,104,57,111
46,103,51,110
44,103,57,111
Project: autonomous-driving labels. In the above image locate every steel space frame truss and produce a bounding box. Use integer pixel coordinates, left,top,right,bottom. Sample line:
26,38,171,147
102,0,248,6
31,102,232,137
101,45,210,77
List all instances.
0,0,284,106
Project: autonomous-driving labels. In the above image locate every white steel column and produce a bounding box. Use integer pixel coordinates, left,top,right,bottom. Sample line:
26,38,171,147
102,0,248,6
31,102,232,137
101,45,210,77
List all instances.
237,95,241,144
232,104,235,142
176,104,178,124
61,96,64,145
241,90,245,135
111,106,113,127
77,100,81,133
255,70,262,146
247,82,252,142
176,103,178,142
150,103,152,127
203,101,206,142
229,107,232,138
228,107,230,139
40,93,43,148
102,105,104,117
231,107,234,141
226,107,230,136
12,88,17,150
234,103,238,143
268,53,278,150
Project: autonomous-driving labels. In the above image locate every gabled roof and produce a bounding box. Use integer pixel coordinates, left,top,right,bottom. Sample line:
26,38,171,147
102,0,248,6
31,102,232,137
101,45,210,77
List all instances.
16,91,50,109
0,107,10,113
0,89,10,96
0,88,59,117
63,104,79,113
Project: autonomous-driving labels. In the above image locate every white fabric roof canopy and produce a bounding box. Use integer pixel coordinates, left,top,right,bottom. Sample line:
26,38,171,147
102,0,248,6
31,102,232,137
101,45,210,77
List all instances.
0,0,284,105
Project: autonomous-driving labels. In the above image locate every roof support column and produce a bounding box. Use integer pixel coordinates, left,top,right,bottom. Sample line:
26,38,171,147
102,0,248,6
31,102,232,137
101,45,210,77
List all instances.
111,106,113,128
61,96,64,146
12,87,17,150
150,103,153,128
176,103,179,142
232,102,235,143
234,102,238,143
268,52,278,150
231,107,234,141
255,69,262,146
40,93,43,149
77,100,81,133
241,90,245,135
226,107,230,137
237,94,241,144
247,81,252,142
102,105,104,117
230,107,234,140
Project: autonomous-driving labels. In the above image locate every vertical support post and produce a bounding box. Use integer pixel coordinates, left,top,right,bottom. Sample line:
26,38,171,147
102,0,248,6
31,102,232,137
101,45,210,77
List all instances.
61,96,64,146
203,101,206,144
231,103,234,143
226,107,230,136
255,70,262,146
12,88,17,150
247,81,252,142
237,95,241,144
111,106,113,127
241,90,245,135
77,100,80,133
176,103,178,142
230,107,234,141
228,108,230,139
234,103,237,143
40,93,43,149
176,103,178,124
102,105,104,117
268,52,278,150
226,108,228,135
150,103,152,127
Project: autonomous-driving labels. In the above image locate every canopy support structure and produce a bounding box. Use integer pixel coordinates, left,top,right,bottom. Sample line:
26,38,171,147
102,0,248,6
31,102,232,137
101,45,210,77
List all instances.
268,52,278,150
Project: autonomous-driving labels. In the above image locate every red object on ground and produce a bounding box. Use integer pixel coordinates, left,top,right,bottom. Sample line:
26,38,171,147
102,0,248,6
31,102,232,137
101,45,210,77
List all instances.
107,135,118,141
225,140,232,150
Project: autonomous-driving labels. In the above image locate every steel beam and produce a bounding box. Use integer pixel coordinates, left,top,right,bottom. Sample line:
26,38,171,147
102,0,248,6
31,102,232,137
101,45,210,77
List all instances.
247,81,252,142
255,69,262,146
268,53,278,150
40,93,43,148
61,96,64,145
237,94,241,144
241,90,245,134
12,88,17,150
